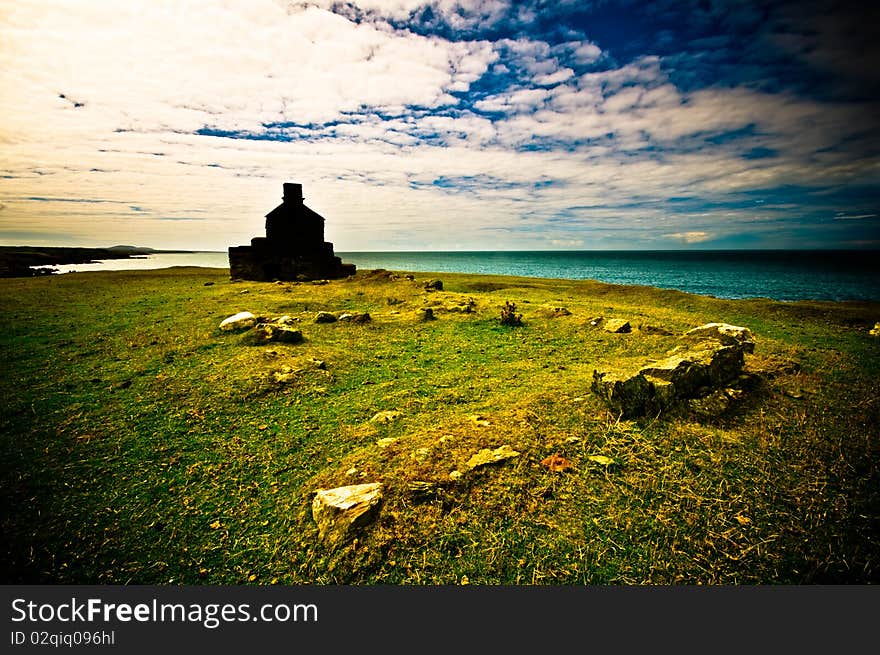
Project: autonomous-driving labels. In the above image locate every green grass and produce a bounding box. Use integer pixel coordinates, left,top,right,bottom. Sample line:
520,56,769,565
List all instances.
1,266,878,584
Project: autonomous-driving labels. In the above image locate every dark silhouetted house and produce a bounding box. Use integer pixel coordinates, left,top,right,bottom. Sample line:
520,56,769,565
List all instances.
228,183,355,281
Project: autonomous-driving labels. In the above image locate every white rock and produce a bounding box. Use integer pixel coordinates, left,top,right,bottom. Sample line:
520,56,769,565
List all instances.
312,483,383,546
219,311,256,331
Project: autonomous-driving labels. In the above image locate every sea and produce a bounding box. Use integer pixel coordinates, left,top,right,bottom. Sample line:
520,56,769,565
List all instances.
37,250,880,303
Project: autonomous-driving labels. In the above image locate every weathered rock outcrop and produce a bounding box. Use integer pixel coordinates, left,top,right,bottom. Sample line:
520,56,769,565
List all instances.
591,322,754,418
311,482,383,547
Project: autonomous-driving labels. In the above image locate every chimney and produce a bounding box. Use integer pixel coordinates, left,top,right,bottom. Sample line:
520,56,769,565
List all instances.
283,183,303,204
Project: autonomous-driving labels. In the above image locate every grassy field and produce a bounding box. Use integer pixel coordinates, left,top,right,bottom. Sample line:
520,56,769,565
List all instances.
1,266,878,584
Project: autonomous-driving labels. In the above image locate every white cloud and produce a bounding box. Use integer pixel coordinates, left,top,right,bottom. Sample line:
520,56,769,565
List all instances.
0,1,876,251
664,231,714,244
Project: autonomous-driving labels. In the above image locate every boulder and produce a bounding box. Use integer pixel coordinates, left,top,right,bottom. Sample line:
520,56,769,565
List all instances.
684,322,755,353
370,410,401,423
592,336,750,418
417,308,436,321
424,279,444,291
219,311,257,331
314,311,337,323
869,322,880,337
338,312,371,323
591,370,662,418
249,323,303,344
311,483,383,547
603,318,631,333
639,344,745,398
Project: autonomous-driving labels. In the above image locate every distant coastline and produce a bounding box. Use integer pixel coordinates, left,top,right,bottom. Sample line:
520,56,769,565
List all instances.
0,245,201,277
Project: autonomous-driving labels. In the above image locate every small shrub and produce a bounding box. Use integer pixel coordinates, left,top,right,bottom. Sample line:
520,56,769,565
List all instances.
500,301,523,327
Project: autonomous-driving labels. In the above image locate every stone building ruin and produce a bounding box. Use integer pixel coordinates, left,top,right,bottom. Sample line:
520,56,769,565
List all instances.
228,182,355,281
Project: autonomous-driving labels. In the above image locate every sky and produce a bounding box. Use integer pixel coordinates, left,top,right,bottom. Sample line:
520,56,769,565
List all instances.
1,0,879,251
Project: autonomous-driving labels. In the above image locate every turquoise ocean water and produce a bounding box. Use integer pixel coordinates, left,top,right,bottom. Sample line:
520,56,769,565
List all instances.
42,250,880,302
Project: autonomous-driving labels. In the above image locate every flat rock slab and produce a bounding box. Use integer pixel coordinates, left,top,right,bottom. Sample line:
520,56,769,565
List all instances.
684,322,755,352
465,445,520,470
312,482,383,547
603,318,632,333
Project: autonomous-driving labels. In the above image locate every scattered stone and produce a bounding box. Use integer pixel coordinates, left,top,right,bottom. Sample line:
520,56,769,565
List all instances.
638,324,673,335
311,482,383,547
603,318,632,333
404,275,415,281
310,358,327,370
219,311,257,331
465,445,520,470
249,323,303,344
411,447,430,462
468,414,491,427
370,410,401,423
687,389,734,418
424,279,443,291
376,437,398,448
338,312,371,323
407,480,436,500
314,311,337,323
587,455,614,466
417,307,436,321
684,322,755,352
272,366,298,383
203,281,215,286
588,317,604,327
274,315,297,325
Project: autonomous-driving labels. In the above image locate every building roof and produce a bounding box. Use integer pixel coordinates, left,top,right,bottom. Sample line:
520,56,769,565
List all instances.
265,203,325,223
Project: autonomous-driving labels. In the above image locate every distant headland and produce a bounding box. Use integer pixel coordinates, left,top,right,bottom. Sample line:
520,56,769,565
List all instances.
0,245,196,277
